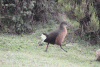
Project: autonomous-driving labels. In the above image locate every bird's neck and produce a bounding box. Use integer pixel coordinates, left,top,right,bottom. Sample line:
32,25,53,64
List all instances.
59,25,67,31
63,25,67,32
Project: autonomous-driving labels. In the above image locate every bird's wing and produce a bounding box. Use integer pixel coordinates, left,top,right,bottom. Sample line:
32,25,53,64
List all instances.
44,29,62,44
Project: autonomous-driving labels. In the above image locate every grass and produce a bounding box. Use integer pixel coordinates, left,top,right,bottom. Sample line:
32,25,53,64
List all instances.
0,27,100,67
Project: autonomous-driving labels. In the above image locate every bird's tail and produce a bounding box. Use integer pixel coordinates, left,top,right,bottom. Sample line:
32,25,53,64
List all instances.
41,33,47,41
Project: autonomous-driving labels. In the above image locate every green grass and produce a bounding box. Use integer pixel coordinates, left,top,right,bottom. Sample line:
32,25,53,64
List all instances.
0,28,100,67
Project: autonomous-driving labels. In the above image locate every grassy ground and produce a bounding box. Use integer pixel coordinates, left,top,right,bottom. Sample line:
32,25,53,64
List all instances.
0,27,100,67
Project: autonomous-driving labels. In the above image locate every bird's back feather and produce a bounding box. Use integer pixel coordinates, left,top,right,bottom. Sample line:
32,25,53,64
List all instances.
44,29,63,44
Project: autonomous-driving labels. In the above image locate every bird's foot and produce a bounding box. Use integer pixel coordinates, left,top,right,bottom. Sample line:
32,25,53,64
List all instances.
45,50,47,52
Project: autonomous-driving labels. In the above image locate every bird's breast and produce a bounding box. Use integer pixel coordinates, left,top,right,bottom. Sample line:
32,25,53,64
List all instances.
55,25,67,45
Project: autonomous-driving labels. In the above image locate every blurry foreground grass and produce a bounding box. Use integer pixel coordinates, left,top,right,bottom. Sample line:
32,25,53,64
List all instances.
0,27,100,67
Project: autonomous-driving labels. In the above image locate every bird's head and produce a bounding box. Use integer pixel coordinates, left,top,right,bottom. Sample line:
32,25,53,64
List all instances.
60,22,68,29
61,22,67,25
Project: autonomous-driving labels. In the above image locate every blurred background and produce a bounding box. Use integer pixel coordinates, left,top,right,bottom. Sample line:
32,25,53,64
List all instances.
0,0,100,45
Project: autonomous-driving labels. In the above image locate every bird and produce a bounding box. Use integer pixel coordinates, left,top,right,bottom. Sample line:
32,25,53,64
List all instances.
96,49,100,61
41,22,68,52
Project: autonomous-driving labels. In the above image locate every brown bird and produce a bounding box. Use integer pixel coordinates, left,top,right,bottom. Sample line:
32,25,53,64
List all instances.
41,22,68,52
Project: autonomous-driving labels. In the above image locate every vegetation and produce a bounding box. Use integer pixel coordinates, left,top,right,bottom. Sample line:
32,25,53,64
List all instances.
0,0,58,34
0,0,100,66
58,0,100,45
0,28,100,67
0,0,100,45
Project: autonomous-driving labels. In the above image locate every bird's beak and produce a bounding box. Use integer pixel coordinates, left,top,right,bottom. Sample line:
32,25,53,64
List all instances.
66,23,70,27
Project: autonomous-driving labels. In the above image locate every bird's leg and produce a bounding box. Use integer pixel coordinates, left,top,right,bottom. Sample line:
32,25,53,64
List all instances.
60,45,67,52
45,43,49,52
